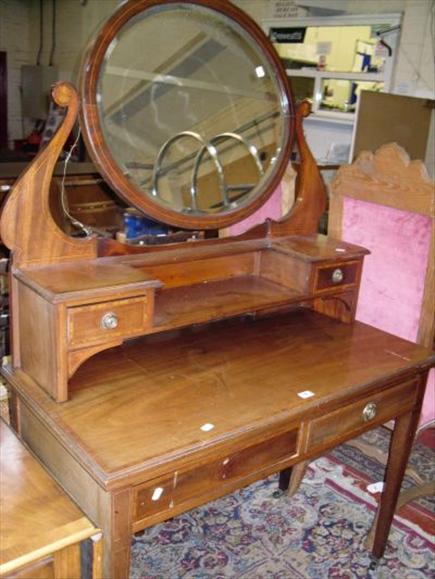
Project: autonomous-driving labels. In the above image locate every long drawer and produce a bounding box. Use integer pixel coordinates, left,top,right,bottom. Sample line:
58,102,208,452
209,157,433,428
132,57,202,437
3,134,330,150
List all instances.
133,427,299,525
307,378,418,451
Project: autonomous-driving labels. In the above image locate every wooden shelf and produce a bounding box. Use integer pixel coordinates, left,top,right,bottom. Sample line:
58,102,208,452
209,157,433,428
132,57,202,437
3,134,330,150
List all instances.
153,275,307,332
10,235,369,401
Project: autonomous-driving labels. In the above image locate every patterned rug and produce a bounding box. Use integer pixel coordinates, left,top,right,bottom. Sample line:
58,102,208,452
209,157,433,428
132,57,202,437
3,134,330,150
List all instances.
131,428,434,579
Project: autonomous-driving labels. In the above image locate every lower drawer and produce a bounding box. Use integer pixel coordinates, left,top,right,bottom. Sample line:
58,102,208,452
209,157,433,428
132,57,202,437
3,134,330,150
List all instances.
134,427,299,524
307,378,418,450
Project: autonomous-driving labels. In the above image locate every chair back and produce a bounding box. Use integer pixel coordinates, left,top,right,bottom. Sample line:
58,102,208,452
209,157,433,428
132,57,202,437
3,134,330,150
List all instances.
330,143,434,426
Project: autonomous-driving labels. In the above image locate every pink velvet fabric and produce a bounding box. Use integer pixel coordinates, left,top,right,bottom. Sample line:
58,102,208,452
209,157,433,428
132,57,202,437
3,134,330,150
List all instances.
342,197,434,426
227,185,283,236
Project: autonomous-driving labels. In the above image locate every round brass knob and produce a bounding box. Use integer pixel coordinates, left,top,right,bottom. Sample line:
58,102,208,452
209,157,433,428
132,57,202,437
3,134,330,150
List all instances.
331,268,344,284
101,312,119,330
362,402,377,422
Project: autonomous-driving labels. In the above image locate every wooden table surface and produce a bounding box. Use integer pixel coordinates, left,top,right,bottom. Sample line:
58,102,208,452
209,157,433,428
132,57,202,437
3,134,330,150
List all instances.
0,421,98,576
5,309,434,577
8,310,434,489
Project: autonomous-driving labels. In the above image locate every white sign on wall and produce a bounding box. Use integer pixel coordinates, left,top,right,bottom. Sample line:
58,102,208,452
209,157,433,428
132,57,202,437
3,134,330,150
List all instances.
271,1,299,19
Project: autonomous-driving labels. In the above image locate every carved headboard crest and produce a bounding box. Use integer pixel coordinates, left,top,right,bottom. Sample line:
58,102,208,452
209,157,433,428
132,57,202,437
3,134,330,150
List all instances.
331,143,434,217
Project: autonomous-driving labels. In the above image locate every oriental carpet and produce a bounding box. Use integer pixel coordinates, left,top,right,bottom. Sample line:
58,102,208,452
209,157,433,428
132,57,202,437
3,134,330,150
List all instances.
131,428,434,579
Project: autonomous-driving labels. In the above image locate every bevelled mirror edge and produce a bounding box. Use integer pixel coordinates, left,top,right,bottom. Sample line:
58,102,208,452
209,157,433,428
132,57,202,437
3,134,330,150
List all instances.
79,0,296,230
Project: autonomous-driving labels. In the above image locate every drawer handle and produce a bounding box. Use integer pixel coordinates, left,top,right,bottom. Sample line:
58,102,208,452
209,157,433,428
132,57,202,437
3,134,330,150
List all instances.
101,312,119,330
331,268,344,284
362,402,377,422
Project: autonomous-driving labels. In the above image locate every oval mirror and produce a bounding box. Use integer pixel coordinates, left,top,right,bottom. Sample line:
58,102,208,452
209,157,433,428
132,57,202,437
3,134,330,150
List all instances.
80,0,295,229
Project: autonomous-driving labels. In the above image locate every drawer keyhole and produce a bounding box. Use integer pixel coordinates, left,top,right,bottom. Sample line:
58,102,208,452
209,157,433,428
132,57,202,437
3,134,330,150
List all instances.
101,312,119,330
362,402,377,422
331,268,344,284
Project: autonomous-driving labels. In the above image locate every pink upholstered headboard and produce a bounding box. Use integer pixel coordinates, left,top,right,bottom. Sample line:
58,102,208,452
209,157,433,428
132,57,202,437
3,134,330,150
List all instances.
342,198,432,343
330,144,434,427
342,198,434,427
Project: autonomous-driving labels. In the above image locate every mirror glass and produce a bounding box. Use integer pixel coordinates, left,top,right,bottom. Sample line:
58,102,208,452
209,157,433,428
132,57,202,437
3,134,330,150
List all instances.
96,3,289,218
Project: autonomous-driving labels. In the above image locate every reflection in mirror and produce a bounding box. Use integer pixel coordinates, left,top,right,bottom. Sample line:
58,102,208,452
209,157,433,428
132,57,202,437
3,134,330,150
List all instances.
98,3,286,216
273,25,394,74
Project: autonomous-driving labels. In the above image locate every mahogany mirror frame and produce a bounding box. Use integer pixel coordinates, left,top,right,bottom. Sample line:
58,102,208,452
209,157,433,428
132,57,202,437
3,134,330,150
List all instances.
79,0,296,230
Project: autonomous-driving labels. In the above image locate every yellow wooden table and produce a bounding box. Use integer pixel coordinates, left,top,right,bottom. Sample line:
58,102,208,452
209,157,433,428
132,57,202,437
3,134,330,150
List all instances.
0,421,102,578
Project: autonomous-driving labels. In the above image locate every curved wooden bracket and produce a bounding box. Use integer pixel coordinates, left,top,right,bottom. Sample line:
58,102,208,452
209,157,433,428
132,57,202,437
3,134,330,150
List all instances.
312,291,357,324
68,341,122,382
0,82,97,268
240,101,328,239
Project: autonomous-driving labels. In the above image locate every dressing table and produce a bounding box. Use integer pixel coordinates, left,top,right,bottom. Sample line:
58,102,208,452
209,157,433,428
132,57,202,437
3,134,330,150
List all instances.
1,1,433,578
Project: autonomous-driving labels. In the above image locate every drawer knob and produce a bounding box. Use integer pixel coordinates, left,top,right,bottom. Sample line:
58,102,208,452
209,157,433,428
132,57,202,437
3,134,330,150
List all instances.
331,268,344,284
362,402,377,422
101,312,119,330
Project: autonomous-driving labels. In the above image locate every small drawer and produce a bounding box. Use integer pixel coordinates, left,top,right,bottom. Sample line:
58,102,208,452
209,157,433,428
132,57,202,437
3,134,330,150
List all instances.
67,296,150,348
133,428,299,523
307,379,418,450
314,260,359,292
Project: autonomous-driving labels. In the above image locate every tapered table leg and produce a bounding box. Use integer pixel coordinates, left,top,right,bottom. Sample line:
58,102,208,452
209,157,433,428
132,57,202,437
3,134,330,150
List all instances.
278,467,292,491
279,461,309,496
371,404,424,559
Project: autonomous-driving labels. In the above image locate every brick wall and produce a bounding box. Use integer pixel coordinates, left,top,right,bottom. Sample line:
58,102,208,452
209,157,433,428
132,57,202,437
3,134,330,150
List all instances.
0,0,34,145
1,0,433,147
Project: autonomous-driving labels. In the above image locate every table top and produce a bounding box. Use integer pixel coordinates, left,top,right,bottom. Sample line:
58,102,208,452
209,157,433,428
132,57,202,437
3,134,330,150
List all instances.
0,421,98,575
6,310,433,491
